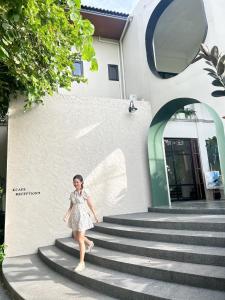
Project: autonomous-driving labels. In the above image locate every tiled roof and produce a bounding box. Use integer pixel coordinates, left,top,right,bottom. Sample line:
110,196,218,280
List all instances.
81,5,129,18
81,0,137,14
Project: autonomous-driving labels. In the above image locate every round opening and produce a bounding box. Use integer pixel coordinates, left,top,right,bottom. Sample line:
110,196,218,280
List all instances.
146,0,208,79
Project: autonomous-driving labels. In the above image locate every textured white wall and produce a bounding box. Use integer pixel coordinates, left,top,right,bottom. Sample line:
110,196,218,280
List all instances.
59,37,122,99
5,95,151,257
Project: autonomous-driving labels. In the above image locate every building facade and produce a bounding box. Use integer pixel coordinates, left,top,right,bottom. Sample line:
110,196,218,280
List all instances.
1,0,225,256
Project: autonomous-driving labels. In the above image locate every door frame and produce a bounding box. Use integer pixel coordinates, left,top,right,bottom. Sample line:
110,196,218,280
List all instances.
148,98,225,207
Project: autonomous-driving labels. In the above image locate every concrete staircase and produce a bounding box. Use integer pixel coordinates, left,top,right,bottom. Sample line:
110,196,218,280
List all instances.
2,205,225,299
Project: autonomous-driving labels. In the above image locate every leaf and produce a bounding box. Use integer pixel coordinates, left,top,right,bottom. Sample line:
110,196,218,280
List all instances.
207,73,218,80
209,54,218,67
13,57,20,64
200,44,210,56
211,90,225,97
0,46,9,58
13,15,20,22
90,57,98,71
212,79,223,87
2,38,9,46
217,55,225,76
67,0,75,8
211,46,219,59
70,12,77,21
2,23,9,30
198,53,211,61
191,55,202,63
203,68,217,75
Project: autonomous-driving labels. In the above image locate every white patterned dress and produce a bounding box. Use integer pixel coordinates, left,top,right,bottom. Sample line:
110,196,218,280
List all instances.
67,189,94,232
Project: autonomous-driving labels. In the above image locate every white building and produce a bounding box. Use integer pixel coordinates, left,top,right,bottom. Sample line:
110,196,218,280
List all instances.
1,0,225,257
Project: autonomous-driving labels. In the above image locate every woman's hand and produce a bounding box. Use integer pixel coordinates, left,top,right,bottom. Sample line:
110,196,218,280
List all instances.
95,216,99,223
63,208,71,222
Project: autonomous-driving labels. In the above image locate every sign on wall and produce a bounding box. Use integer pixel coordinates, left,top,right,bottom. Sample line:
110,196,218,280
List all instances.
205,171,223,189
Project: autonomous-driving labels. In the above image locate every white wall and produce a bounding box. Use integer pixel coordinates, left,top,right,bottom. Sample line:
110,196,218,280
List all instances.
5,95,151,257
59,37,122,99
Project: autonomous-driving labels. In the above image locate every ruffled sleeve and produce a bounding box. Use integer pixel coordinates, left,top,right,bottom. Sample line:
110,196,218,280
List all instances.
69,192,73,202
82,188,90,201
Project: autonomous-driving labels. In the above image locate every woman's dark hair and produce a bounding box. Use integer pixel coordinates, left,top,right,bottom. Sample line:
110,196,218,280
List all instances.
73,174,84,189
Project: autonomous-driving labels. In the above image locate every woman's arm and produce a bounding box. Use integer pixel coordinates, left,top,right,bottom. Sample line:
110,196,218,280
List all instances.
63,200,73,221
86,197,99,223
69,200,73,209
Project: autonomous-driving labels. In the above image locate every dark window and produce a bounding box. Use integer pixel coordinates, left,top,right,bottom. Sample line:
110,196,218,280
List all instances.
72,61,83,76
108,64,119,81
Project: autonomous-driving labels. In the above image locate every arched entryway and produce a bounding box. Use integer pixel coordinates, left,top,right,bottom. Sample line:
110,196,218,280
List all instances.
148,98,225,207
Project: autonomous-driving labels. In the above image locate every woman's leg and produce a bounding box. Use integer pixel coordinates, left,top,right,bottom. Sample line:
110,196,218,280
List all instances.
84,236,92,246
77,231,86,263
72,230,78,243
72,231,92,248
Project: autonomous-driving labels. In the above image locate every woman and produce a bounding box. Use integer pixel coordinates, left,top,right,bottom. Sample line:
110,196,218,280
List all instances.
63,174,99,272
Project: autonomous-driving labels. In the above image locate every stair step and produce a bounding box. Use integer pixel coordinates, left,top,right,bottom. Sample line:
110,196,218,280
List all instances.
56,237,225,291
148,201,225,215
1,253,113,300
103,212,225,231
38,245,225,300
148,207,225,214
85,230,225,266
93,222,225,247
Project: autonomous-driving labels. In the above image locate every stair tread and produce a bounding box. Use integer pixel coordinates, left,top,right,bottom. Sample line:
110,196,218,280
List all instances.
105,212,225,224
95,222,225,238
39,245,225,300
2,253,114,300
153,201,225,210
85,230,225,256
57,237,225,279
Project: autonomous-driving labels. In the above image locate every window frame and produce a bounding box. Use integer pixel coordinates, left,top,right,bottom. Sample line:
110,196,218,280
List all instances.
72,60,84,77
108,64,119,81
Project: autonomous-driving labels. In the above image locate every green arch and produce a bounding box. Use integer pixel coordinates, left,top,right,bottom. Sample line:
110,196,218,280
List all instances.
148,98,225,207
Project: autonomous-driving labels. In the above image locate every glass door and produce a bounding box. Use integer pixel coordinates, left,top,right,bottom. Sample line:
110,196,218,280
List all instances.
164,138,205,201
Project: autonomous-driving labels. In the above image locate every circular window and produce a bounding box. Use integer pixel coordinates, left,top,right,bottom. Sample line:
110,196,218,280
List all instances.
146,0,208,79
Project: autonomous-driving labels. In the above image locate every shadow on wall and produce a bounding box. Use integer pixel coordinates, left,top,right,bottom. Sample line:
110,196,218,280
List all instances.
85,148,128,218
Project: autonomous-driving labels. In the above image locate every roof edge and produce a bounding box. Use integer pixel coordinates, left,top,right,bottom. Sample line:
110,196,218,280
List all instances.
81,5,129,18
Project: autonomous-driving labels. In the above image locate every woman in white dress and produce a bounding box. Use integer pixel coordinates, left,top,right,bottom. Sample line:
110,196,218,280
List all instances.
63,174,99,272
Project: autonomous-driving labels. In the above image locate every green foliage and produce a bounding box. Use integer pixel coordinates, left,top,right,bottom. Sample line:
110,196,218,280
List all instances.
0,243,6,264
205,136,221,172
196,44,225,90
175,108,196,119
0,0,98,117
